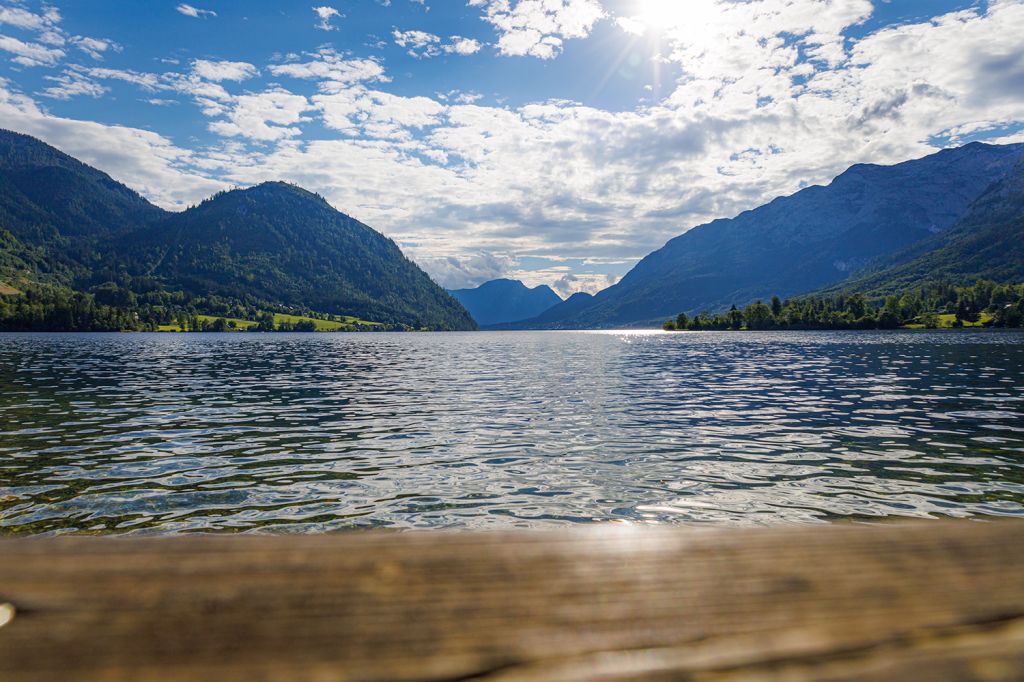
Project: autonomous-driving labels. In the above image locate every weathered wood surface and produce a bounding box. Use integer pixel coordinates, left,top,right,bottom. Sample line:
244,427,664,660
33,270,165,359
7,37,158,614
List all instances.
1,522,1023,681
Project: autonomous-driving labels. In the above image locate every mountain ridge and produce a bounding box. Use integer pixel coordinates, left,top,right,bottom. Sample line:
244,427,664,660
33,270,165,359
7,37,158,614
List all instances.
0,130,476,331
826,157,1024,296
508,141,1024,329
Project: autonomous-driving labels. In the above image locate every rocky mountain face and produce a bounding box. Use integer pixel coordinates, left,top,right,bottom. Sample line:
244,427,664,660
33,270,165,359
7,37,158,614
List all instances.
833,157,1024,296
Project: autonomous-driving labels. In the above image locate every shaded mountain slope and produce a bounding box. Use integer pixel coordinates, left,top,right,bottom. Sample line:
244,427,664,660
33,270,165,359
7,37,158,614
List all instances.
449,279,561,326
492,291,595,330
515,142,1024,328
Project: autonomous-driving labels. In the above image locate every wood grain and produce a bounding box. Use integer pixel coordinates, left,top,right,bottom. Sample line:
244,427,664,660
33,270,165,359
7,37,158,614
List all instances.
1,522,1023,681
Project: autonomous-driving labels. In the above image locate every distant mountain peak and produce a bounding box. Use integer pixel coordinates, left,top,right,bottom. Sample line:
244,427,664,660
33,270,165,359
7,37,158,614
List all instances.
247,180,315,196
448,278,562,327
473,278,560,296
565,291,594,301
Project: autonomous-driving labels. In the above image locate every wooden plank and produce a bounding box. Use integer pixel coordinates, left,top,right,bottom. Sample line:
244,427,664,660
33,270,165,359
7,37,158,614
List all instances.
0,522,1023,681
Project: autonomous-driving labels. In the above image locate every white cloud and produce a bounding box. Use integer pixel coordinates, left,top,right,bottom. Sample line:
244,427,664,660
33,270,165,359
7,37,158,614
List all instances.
544,272,617,297
39,70,107,100
393,29,438,50
469,0,605,59
208,89,313,141
176,4,216,18
413,252,517,289
315,87,446,140
0,5,117,67
0,5,54,30
81,66,163,92
0,34,63,66
614,15,645,36
0,79,224,208
269,49,389,91
446,37,482,56
392,29,482,58
312,6,341,31
73,36,120,60
191,59,260,82
442,90,483,104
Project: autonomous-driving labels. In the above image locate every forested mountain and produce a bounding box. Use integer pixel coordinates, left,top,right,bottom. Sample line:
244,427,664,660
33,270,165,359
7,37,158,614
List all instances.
0,130,475,331
448,279,561,326
0,131,163,244
122,182,475,329
511,142,1024,329
0,130,164,287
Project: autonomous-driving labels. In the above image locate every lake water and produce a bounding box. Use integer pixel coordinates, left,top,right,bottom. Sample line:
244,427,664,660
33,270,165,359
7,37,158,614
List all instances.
1,330,1023,534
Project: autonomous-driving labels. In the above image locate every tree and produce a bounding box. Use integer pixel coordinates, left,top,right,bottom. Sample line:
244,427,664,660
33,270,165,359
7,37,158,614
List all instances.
878,310,901,329
956,299,979,325
744,301,774,330
845,294,867,319
771,296,782,318
690,311,713,330
256,312,276,331
727,305,743,330
675,312,689,330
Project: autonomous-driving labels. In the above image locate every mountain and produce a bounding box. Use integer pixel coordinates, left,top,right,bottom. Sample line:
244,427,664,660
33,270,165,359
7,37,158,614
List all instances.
448,279,561,326
0,129,476,331
0,129,165,285
512,142,1024,329
123,182,476,329
830,158,1024,296
488,291,595,330
0,130,162,244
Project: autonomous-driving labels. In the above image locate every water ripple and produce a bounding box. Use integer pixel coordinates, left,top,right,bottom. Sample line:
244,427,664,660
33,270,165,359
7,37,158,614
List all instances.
1,330,1023,534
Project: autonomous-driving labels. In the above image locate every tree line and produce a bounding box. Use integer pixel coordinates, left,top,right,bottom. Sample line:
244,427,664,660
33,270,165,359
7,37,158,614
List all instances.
0,285,397,332
663,280,1024,331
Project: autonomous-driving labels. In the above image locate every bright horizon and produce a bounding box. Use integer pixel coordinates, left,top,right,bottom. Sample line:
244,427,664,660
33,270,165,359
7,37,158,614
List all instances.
1,0,1023,296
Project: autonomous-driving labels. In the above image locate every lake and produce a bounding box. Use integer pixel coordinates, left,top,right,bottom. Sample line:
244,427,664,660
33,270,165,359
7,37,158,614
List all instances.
1,330,1023,534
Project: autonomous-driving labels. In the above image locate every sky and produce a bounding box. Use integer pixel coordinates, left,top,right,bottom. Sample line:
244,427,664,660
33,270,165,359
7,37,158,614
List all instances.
1,0,1023,297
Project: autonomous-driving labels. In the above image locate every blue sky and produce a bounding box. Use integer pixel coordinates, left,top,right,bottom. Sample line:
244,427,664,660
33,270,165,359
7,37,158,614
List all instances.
1,0,1022,295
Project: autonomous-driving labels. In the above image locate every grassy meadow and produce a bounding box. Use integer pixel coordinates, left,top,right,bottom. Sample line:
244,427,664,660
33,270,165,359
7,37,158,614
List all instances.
157,313,385,332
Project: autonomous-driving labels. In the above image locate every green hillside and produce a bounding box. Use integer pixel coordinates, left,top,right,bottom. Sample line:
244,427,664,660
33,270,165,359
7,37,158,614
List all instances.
0,130,475,332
